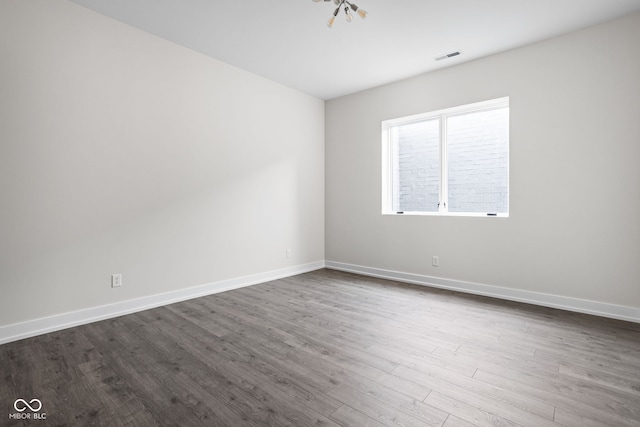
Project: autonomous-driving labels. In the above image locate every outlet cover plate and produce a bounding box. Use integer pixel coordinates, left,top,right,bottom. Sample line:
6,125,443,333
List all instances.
111,274,122,288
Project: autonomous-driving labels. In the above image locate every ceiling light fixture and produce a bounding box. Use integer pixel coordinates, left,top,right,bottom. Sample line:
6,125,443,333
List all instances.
313,0,367,28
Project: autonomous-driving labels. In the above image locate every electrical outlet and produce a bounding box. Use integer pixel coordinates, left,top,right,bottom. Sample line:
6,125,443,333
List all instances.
432,256,440,267
111,274,122,288
286,249,292,259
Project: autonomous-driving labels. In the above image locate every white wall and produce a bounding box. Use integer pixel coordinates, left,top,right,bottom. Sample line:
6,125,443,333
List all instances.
326,12,640,309
0,0,325,328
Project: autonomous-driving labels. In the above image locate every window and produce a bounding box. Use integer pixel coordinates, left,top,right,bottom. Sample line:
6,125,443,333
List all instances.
382,97,509,216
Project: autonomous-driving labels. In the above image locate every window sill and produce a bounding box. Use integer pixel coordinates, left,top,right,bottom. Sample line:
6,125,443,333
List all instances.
382,211,509,218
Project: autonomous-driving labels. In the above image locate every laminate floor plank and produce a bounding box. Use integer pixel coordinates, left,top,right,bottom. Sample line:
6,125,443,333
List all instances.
299,296,464,345
329,404,386,427
165,299,250,338
393,364,556,422
72,358,160,426
452,343,560,376
442,414,480,427
263,276,419,308
292,346,434,402
177,299,311,355
156,301,234,339
366,343,477,377
308,295,502,344
2,269,639,426
328,384,441,427
217,336,344,415
431,347,542,381
223,356,342,418
82,322,212,424
3,339,48,404
209,293,402,377
250,280,434,327
450,316,540,338
217,360,341,427
473,368,640,424
121,313,235,390
167,371,259,427
557,363,640,397
212,385,300,427
294,298,462,352
219,295,379,353
222,284,415,337
424,391,521,427
619,349,640,368
533,348,633,377
498,331,637,362
553,405,630,427
221,331,341,394
288,298,481,353
327,375,446,425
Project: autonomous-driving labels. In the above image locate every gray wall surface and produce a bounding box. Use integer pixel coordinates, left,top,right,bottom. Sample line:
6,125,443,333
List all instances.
326,12,640,308
0,0,325,328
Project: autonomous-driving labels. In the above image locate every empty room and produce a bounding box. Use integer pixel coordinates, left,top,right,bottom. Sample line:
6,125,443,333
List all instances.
1,0,639,426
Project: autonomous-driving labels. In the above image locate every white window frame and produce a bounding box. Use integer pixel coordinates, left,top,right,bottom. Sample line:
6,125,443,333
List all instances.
381,97,509,217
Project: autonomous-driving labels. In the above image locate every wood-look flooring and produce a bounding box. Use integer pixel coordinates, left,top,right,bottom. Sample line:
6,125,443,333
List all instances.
1,269,639,426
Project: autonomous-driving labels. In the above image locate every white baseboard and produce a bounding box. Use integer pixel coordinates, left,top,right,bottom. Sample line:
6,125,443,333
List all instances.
0,261,325,345
325,261,640,324
3,259,637,345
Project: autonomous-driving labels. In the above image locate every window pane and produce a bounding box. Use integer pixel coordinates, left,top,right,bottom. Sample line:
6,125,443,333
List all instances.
447,108,509,213
391,119,440,212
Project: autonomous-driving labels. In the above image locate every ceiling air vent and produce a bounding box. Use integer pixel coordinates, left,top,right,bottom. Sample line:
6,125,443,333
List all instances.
435,51,461,61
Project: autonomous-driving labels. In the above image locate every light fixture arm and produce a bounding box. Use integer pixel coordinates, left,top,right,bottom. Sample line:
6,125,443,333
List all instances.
314,0,367,28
